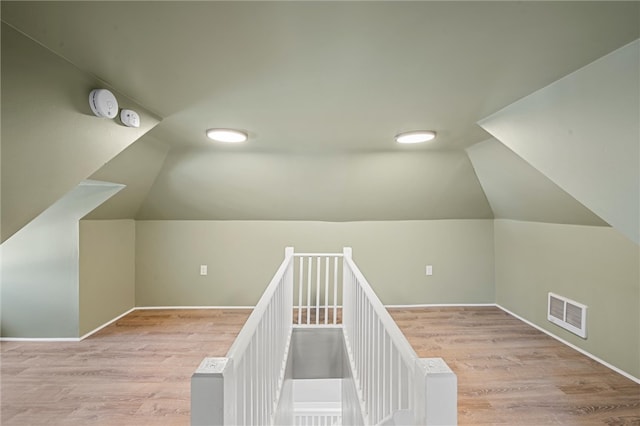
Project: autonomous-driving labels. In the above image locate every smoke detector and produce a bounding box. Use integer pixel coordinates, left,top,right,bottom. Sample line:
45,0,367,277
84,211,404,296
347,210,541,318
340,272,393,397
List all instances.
89,89,119,119
120,109,140,128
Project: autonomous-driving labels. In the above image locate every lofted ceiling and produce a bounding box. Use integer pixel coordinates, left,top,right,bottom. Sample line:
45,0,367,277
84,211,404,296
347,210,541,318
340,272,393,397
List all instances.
2,1,638,223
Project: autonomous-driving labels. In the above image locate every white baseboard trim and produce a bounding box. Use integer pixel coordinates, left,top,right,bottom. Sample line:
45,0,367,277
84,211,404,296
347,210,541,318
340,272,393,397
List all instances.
135,305,255,310
0,306,256,342
80,306,254,339
6,303,639,385
78,307,136,341
384,303,496,309
0,336,81,342
496,304,640,385
0,307,138,342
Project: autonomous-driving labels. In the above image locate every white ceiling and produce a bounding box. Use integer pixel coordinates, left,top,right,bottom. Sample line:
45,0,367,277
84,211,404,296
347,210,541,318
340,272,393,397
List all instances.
3,1,638,222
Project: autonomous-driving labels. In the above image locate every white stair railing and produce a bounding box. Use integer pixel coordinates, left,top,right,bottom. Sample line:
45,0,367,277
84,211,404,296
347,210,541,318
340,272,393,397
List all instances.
192,247,457,426
192,247,295,426
295,411,342,426
293,253,343,326
342,247,457,426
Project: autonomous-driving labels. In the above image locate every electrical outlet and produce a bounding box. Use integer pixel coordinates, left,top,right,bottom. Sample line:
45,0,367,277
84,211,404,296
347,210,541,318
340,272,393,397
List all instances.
200,265,208,276
426,265,433,276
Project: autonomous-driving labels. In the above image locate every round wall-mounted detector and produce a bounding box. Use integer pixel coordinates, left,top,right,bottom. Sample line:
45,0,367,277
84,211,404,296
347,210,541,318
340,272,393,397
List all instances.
89,89,119,119
120,109,140,128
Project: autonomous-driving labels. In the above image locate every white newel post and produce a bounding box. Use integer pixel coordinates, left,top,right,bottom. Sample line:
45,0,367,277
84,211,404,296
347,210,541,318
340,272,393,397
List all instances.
343,246,352,260
414,357,457,425
285,246,294,258
191,357,233,426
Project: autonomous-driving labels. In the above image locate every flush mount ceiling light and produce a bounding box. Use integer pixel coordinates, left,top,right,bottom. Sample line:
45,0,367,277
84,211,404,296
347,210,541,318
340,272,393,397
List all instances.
395,130,437,144
206,128,248,143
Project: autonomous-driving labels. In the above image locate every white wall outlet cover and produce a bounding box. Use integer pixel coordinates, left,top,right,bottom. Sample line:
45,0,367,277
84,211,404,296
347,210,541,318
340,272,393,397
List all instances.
120,109,140,128
89,89,118,119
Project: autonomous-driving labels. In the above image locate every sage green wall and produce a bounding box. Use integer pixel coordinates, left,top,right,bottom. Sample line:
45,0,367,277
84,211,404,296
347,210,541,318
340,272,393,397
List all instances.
79,220,135,336
1,23,160,243
135,220,494,307
1,182,123,338
494,219,640,379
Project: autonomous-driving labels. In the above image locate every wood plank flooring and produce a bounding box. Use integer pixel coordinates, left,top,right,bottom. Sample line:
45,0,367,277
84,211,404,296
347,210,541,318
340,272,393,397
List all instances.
1,309,251,426
1,306,638,425
388,307,640,425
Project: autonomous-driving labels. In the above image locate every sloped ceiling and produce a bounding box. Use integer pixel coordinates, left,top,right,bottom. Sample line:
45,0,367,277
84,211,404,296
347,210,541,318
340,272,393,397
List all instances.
2,1,638,225
0,23,160,242
84,136,170,220
467,140,608,226
479,40,639,244
135,150,492,221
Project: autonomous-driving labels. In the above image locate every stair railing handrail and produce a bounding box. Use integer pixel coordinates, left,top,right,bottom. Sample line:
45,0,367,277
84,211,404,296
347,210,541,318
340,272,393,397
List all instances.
343,249,418,368
192,247,456,426
341,247,457,425
192,247,295,426
341,247,417,424
226,247,294,360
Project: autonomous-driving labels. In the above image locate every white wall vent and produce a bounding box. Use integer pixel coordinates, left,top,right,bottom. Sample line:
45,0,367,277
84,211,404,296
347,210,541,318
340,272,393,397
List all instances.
547,292,587,338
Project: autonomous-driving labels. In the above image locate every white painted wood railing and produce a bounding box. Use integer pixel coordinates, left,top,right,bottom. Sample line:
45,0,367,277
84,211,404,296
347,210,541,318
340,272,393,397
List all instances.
342,247,457,425
192,247,295,426
192,247,456,426
295,411,342,426
293,253,343,326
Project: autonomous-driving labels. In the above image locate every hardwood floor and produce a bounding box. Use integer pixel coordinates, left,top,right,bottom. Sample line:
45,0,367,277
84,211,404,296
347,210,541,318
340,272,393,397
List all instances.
1,309,252,426
389,307,640,425
1,306,638,425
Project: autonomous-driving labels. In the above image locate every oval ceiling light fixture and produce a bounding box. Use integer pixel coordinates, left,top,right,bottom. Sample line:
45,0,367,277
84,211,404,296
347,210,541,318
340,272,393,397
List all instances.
206,128,248,143
395,130,437,144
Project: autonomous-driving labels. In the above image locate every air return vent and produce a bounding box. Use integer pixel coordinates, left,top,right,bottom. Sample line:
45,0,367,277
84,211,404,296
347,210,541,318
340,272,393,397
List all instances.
548,293,587,338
